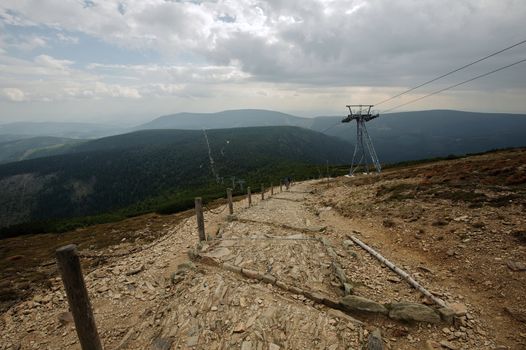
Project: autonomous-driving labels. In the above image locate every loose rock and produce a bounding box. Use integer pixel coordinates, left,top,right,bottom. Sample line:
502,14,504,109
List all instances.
387,303,441,323
340,295,388,315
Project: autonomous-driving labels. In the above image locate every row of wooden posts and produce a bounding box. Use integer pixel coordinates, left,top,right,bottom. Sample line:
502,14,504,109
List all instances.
54,181,289,349
195,181,286,241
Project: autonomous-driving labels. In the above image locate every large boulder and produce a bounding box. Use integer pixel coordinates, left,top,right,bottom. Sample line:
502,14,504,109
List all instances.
340,295,388,315
388,302,441,323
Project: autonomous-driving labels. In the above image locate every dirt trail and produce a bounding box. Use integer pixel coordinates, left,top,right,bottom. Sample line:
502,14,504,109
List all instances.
0,180,508,349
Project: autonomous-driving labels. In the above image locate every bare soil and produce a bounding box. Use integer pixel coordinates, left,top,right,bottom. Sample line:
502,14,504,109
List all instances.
316,148,526,348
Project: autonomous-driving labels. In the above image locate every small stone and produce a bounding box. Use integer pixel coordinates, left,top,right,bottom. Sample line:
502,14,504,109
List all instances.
233,323,245,333
507,261,526,271
187,335,199,347
438,307,456,324
424,340,441,350
439,340,458,349
125,264,145,276
177,261,196,271
152,337,173,350
448,303,467,316
268,344,280,350
58,311,73,326
504,306,526,322
204,247,231,259
211,306,218,311
171,272,185,285
239,297,247,307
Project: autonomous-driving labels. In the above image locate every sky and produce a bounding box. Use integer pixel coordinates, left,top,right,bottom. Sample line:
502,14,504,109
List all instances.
0,0,525,125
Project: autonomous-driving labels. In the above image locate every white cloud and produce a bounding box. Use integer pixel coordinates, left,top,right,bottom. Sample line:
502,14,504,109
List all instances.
56,32,79,44
13,35,48,51
0,54,143,102
3,0,524,88
0,0,525,120
34,54,73,70
2,88,25,102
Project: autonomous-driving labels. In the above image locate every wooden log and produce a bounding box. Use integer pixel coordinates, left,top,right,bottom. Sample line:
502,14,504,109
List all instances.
346,233,447,307
195,197,206,241
280,180,283,192
247,186,252,206
271,183,274,196
226,188,233,214
261,184,265,200
55,245,103,350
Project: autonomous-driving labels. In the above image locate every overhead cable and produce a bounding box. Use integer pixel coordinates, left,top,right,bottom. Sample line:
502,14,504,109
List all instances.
382,57,526,113
375,38,526,107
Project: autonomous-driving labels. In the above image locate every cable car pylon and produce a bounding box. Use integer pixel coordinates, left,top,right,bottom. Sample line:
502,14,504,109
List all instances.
342,105,381,176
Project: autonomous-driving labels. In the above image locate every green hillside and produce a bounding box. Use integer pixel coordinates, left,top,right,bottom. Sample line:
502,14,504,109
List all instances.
0,136,82,164
0,126,351,236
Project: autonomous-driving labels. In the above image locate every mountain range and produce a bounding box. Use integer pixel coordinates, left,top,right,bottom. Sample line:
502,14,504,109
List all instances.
1,108,526,235
137,109,526,163
3,109,526,164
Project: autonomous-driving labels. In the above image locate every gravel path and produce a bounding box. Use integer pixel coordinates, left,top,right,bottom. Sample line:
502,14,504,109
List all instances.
0,181,496,349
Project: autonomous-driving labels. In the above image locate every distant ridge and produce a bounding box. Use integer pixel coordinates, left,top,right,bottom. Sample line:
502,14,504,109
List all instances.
136,109,312,130
4,109,526,165
0,122,123,139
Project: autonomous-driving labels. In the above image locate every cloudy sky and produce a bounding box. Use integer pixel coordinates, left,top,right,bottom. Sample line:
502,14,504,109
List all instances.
0,0,525,124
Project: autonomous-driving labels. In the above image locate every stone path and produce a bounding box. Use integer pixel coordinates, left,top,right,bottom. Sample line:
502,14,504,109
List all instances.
0,180,496,349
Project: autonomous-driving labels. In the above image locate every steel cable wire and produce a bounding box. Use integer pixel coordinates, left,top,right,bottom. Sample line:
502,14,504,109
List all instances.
375,38,526,107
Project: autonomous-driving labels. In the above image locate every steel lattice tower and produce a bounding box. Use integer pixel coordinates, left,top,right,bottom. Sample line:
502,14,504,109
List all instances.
342,105,381,176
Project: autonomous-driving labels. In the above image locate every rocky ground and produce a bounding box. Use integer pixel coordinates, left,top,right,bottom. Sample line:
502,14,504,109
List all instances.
1,148,525,349
318,148,526,349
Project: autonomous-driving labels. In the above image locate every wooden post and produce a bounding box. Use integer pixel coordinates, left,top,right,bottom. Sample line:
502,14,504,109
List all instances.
55,245,103,350
195,197,205,241
247,186,252,206
326,160,330,187
261,183,265,200
271,183,274,196
280,180,283,192
227,188,233,214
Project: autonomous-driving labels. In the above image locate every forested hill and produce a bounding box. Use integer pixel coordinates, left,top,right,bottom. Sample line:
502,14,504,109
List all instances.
136,109,526,163
0,126,351,233
6,110,526,165
313,110,526,162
